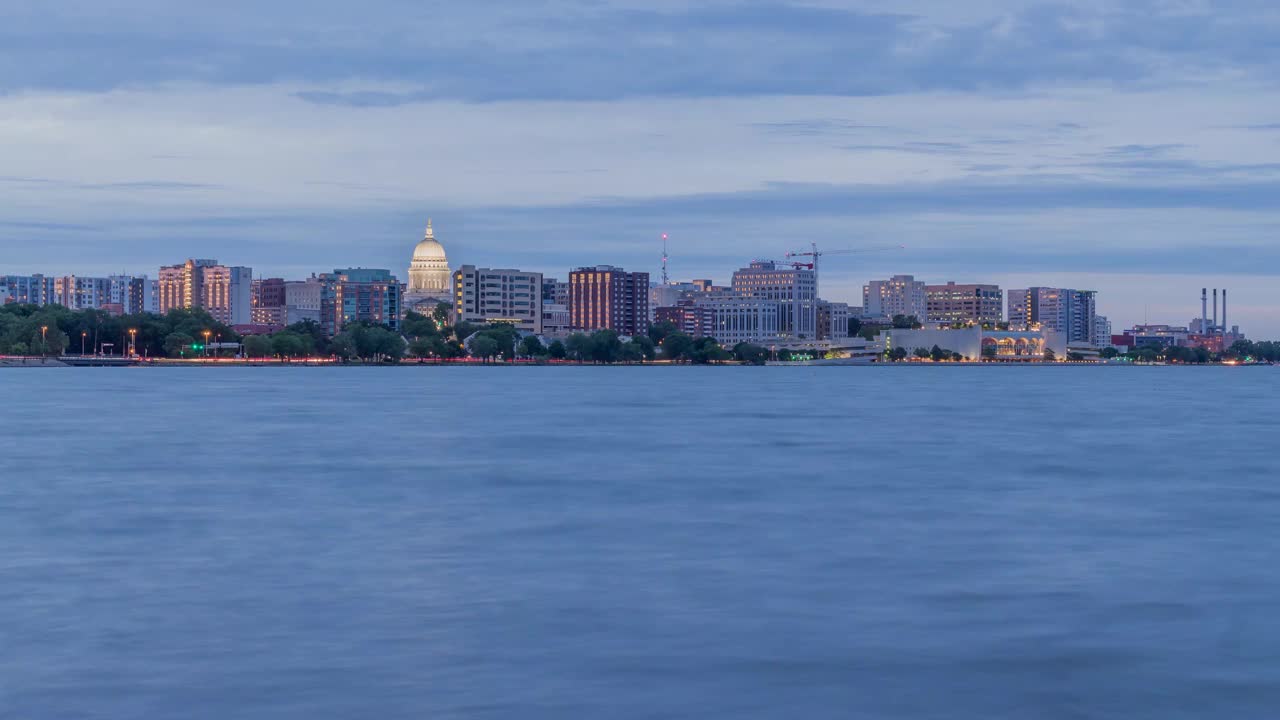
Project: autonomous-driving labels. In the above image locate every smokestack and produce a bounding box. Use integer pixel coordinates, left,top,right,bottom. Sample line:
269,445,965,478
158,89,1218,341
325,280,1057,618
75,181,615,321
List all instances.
1213,289,1218,332
1202,288,1208,334
1222,289,1227,338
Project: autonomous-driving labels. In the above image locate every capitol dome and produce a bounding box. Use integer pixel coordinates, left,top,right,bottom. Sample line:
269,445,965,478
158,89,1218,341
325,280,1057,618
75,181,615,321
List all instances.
407,218,451,295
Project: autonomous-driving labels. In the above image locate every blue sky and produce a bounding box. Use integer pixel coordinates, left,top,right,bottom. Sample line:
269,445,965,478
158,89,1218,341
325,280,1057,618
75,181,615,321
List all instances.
2,0,1279,333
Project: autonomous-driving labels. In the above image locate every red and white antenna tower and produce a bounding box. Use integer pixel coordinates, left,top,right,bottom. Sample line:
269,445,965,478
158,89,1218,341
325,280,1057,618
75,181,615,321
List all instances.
661,233,669,285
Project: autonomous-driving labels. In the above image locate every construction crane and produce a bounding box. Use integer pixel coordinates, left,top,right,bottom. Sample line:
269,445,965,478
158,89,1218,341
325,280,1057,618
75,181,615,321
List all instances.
780,243,906,343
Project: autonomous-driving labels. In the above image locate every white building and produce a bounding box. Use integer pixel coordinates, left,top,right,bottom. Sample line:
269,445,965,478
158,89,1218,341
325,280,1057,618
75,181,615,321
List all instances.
863,275,927,321
454,265,544,333
405,219,452,312
731,261,817,340
883,326,1067,361
693,292,781,346
285,277,323,324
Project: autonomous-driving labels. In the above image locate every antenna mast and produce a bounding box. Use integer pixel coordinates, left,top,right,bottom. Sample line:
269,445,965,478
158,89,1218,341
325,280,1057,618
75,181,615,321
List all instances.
661,233,669,285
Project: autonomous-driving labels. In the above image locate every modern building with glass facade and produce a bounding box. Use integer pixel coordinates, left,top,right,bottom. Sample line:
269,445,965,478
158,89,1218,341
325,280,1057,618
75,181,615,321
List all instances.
320,268,402,335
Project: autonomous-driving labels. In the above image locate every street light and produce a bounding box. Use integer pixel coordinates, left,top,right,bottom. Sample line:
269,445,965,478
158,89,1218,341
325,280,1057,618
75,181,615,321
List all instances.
202,329,211,358
128,328,137,357
81,331,88,355
40,325,48,356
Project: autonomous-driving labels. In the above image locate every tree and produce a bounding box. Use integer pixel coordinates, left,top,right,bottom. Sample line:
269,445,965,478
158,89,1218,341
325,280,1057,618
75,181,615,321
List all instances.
847,317,862,337
1067,351,1086,362
329,333,357,360
1043,347,1057,362
661,332,695,363
589,329,622,363
432,302,452,327
519,335,545,358
893,314,922,329
930,344,947,362
690,337,730,364
164,332,194,358
913,347,931,360
471,335,500,362
271,332,307,359
547,339,567,360
647,321,679,346
618,342,643,363
564,333,593,362
951,351,963,362
733,342,769,365
629,335,656,362
1100,346,1120,359
889,346,908,362
243,335,273,357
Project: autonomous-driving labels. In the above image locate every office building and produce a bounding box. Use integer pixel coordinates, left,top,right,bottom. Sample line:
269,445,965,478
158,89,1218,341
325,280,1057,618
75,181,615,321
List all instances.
252,278,288,325
817,301,853,341
284,277,323,324
320,268,402,335
542,303,571,336
569,265,649,335
926,282,1002,326
541,278,569,307
731,261,817,339
863,275,927,322
654,302,716,339
453,265,543,334
1007,287,1097,345
1,275,54,305
692,292,781,346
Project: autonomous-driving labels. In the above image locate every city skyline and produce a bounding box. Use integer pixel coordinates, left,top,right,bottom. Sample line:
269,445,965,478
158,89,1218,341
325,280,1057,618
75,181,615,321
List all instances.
2,1,1279,333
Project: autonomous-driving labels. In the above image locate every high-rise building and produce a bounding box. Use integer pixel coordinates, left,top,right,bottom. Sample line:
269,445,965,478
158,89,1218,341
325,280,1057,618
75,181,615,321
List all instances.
817,301,853,341
107,275,151,315
0,275,55,305
285,277,323,325
569,265,649,335
453,265,543,334
541,278,569,306
863,275,927,322
200,265,253,325
252,278,288,325
654,301,716,339
731,261,817,339
1007,287,1097,345
692,291,781,346
52,276,112,310
320,268,402,336
926,282,1002,326
1093,316,1112,348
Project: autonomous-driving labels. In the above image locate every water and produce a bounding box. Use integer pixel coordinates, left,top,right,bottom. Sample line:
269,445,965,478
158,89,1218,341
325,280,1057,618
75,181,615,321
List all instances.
3,366,1279,719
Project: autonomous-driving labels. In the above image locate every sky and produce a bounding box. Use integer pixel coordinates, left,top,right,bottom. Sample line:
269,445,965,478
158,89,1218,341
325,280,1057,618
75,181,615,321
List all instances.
2,0,1279,334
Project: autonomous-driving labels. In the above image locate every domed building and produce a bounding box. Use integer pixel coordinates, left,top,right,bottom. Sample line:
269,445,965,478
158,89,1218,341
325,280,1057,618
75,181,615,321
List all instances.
408,219,451,294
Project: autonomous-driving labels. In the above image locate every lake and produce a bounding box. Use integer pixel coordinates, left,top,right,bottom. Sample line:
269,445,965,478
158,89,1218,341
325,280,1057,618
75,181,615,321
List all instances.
3,366,1279,719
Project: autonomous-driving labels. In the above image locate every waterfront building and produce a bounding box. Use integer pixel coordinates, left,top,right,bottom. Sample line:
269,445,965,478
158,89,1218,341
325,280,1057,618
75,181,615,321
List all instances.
654,302,716,339
252,278,288,325
569,265,649,335
285,277,323,324
542,303,571,337
1007,287,1097,345
863,275,927,322
817,301,853,341
320,268,402,335
1,275,55,305
883,327,1066,361
404,219,452,313
731,261,817,339
692,291,781,346
1093,316,1112,348
157,259,251,323
1123,324,1190,348
453,265,543,334
52,275,112,310
541,278,569,306
926,282,1002,326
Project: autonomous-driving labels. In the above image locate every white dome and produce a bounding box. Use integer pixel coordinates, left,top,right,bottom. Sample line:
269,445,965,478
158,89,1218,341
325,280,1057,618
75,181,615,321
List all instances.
408,218,452,295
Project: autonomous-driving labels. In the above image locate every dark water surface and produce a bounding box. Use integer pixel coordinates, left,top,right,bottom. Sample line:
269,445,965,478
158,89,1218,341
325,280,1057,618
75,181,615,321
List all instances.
3,366,1280,719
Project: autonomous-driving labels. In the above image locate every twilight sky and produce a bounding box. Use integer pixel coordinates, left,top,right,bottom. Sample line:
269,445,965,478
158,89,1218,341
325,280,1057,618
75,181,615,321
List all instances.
2,0,1279,333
